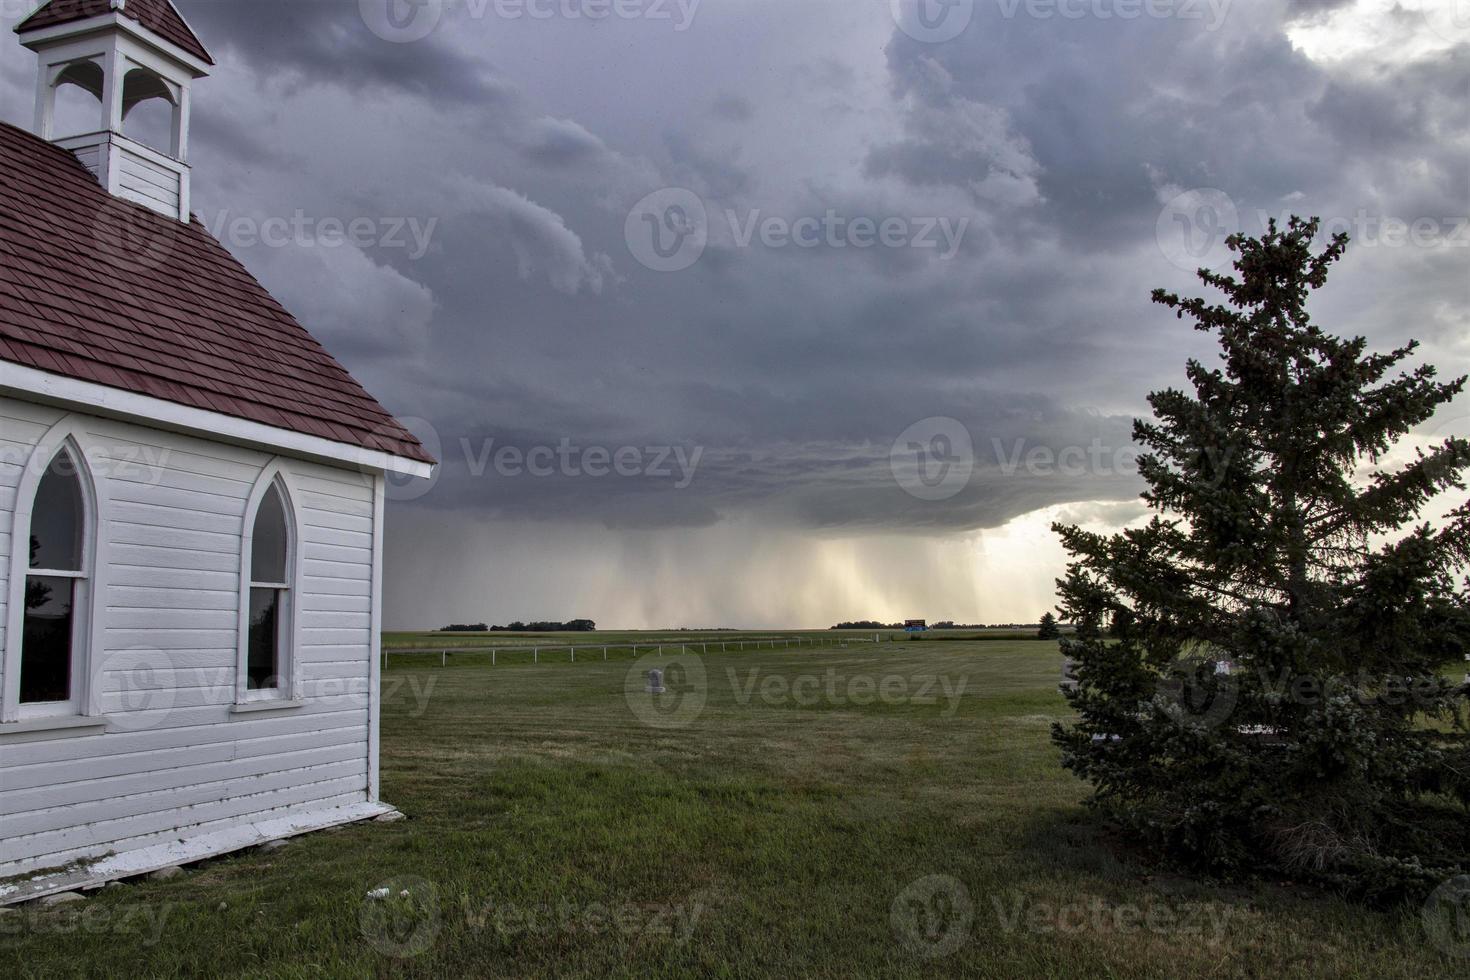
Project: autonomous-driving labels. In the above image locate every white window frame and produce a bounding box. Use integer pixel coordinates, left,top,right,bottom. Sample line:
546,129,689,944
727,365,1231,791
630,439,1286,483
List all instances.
3,419,106,724
236,462,302,704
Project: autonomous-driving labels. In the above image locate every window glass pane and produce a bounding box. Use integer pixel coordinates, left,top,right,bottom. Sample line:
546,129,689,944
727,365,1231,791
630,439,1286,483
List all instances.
248,587,281,690
22,575,74,703
251,485,289,584
30,453,84,571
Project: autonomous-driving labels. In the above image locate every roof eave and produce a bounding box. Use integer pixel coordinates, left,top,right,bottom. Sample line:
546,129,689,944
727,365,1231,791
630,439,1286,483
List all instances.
0,359,436,479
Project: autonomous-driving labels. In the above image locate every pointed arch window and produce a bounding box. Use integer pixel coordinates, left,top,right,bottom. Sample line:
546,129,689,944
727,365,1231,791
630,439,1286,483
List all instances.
241,478,296,698
19,445,93,713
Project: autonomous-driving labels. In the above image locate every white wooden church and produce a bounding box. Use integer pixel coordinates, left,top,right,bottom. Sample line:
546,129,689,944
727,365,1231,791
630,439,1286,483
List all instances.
0,1,434,902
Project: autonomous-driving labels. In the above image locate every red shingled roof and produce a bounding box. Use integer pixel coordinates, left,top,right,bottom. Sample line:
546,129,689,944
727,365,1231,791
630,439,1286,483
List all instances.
16,0,214,66
0,121,433,466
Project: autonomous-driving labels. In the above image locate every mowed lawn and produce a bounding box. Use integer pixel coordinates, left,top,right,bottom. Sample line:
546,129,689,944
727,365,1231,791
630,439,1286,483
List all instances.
3,639,1456,977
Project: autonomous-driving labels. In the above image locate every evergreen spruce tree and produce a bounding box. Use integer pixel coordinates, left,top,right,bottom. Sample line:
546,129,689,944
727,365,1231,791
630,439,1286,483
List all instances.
1038,612,1061,641
1052,217,1470,902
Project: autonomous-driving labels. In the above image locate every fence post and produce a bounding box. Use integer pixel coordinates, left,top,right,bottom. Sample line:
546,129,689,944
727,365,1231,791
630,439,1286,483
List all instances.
492,649,496,666
604,646,608,661
534,648,539,664
571,647,575,663
441,650,446,667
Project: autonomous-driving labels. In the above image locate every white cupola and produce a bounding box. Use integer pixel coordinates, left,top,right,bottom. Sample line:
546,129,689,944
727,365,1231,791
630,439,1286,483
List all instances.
15,0,213,222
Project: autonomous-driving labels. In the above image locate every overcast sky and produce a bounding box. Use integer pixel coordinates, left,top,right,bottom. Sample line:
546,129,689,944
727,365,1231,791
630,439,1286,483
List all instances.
2,0,1466,628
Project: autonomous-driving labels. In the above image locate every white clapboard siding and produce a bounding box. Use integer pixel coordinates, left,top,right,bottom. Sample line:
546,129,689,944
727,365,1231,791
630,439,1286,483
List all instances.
108,585,238,611
15,790,371,875
101,499,240,536
2,773,369,869
302,510,374,535
302,593,373,615
3,766,367,855
100,565,239,593
0,397,383,878
0,719,366,792
70,145,101,174
300,610,372,629
1,742,366,818
116,154,182,215
109,542,242,573
0,398,66,431
0,706,366,768
299,490,374,519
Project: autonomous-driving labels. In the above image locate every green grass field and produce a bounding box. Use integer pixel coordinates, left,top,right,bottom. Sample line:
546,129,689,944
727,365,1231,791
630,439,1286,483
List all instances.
3,636,1459,977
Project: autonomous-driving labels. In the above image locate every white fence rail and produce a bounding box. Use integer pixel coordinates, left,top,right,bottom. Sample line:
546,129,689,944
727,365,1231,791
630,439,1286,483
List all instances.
382,634,895,669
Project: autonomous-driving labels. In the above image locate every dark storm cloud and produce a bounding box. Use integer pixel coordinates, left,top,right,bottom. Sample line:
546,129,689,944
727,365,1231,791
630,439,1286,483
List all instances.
710,94,755,122
175,0,505,103
879,5,1467,269
1283,0,1359,22
1309,52,1470,155
4,0,1460,549
880,14,1328,245
395,374,1144,534
519,117,609,166
661,130,754,199
190,110,300,169
395,0,1460,533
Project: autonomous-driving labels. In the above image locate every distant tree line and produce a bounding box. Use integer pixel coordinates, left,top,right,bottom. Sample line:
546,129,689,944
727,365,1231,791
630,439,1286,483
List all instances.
494,620,598,632
439,620,597,633
832,620,1071,631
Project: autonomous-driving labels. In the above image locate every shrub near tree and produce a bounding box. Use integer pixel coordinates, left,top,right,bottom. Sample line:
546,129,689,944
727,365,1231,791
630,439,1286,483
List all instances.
1052,217,1470,903
1037,612,1061,640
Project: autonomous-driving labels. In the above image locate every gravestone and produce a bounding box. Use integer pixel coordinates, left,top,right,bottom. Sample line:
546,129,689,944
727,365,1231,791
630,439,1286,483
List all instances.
1060,657,1079,693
